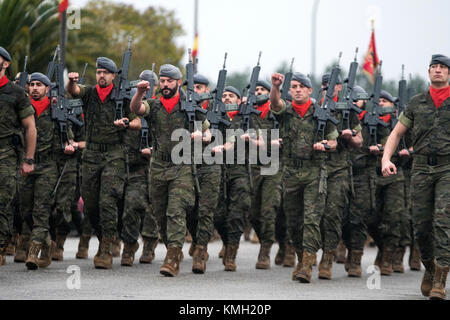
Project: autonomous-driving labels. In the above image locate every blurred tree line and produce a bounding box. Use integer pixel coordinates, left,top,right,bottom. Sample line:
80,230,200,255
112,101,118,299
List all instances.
0,0,185,84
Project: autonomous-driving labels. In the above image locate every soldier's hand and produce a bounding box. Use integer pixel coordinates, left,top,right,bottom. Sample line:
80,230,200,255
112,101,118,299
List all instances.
271,73,284,88
68,72,79,83
382,159,397,176
369,145,383,155
212,145,225,154
191,130,203,142
114,118,130,129
240,133,250,142
20,162,34,177
341,129,354,140
202,130,212,143
137,81,150,93
314,140,329,152
398,149,410,157
141,147,152,159
64,144,76,155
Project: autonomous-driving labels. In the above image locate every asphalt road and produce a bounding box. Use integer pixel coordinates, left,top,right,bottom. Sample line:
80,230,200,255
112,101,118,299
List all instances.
0,237,446,300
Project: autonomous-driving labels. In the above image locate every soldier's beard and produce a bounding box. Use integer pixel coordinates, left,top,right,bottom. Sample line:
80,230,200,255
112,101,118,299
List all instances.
160,84,178,99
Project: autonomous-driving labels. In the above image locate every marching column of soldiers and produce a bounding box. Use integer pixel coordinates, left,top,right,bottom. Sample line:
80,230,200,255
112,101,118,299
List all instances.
0,43,448,300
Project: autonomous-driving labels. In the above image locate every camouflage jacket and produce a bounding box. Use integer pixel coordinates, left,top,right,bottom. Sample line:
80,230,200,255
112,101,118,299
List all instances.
399,91,450,156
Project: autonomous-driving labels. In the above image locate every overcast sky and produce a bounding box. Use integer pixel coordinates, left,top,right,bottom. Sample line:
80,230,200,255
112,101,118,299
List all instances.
72,0,450,84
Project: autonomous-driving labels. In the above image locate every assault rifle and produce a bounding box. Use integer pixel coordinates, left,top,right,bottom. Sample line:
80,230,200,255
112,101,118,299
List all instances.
18,56,28,89
78,63,88,85
207,53,231,130
46,47,58,80
281,58,295,102
394,65,409,151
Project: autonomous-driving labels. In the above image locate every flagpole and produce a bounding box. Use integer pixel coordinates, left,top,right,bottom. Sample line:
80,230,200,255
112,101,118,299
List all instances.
193,0,198,74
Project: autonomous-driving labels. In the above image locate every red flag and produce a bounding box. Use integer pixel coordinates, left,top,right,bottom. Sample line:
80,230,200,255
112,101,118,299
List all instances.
59,0,69,20
192,33,199,60
362,24,380,83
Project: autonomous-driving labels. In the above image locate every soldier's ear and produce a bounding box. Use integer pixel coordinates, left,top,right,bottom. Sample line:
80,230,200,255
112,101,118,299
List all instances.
308,87,313,95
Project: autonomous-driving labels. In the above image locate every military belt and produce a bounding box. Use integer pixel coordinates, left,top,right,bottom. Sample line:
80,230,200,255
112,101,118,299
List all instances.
284,158,321,168
352,166,371,176
35,151,54,163
414,154,450,167
87,142,121,152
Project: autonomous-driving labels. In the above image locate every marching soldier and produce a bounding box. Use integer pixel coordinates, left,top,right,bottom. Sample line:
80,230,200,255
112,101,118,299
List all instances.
130,64,210,277
382,54,450,300
0,47,36,267
67,57,133,269
270,72,338,283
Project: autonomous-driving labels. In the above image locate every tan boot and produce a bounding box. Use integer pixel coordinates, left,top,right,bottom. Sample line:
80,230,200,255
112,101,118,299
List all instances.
37,240,54,268
223,243,239,272
139,237,158,264
5,234,17,256
347,250,363,278
421,258,435,297
292,248,303,280
160,246,183,277
94,237,113,269
283,244,296,267
0,253,5,266
429,262,449,300
335,241,346,264
25,241,42,270
409,246,421,271
380,247,394,276
14,234,30,263
243,225,251,241
192,245,208,274
218,244,225,259
52,235,66,261
319,250,335,280
297,251,316,283
250,232,259,244
121,241,139,266
392,247,405,273
255,242,272,270
274,243,286,266
185,232,193,243
76,235,90,259
188,242,195,257
112,238,121,258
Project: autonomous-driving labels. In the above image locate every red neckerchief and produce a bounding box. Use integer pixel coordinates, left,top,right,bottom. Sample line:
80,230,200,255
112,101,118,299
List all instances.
227,111,239,120
160,93,180,114
202,101,208,110
379,113,391,123
320,95,338,104
0,75,9,88
292,98,312,118
31,96,50,118
257,101,270,119
96,84,114,103
429,85,450,109
358,110,367,121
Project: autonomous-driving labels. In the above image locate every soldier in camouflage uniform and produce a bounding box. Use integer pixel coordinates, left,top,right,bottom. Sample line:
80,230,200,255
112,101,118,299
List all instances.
318,75,363,280
67,57,134,269
270,72,338,283
120,70,159,266
130,64,210,277
382,54,450,300
20,73,76,270
185,73,222,274
342,86,390,278
247,79,283,270
367,90,404,276
0,47,36,267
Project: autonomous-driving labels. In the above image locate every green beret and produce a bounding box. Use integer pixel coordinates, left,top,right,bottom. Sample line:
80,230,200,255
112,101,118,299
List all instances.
159,64,182,80
29,72,51,87
429,54,450,68
292,72,312,88
96,57,117,73
0,47,11,61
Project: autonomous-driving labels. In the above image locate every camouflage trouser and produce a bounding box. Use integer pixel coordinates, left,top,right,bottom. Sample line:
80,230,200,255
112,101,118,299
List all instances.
187,164,221,246
342,166,376,251
0,152,18,248
81,148,126,239
400,167,413,248
52,156,78,237
140,167,158,240
20,155,58,244
249,164,282,244
222,164,252,245
283,161,327,254
121,163,154,244
151,160,195,248
321,167,350,251
411,161,450,267
367,168,404,250
214,165,228,244
275,203,288,245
